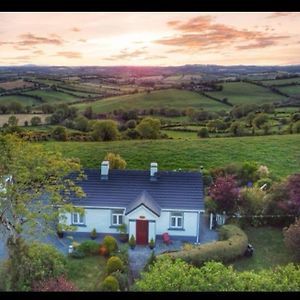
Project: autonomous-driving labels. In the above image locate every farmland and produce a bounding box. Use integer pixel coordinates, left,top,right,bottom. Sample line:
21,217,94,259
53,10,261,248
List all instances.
0,113,50,126
207,82,288,105
0,95,40,106
0,79,34,90
277,85,300,97
73,89,229,113
23,89,80,103
261,77,300,86
42,134,300,178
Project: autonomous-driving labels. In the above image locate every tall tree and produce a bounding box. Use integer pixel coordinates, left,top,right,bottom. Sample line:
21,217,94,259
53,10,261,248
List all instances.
0,134,85,246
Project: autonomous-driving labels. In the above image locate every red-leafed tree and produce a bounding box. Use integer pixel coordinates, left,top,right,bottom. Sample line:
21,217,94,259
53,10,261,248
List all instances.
209,175,240,214
31,276,77,291
277,174,300,216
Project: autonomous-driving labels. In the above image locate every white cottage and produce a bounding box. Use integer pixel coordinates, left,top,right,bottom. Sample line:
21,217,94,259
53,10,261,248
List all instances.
61,161,205,244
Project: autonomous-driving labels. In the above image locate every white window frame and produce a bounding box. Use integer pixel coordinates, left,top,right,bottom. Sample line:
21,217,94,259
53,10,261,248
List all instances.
72,212,85,225
111,209,124,226
170,212,184,229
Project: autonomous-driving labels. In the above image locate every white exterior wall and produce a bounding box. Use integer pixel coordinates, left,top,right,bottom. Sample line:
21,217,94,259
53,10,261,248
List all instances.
156,211,198,237
61,207,199,239
63,208,123,234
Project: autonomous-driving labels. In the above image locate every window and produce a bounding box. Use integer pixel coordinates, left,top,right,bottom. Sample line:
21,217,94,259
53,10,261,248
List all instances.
170,212,184,229
112,209,124,226
72,212,85,225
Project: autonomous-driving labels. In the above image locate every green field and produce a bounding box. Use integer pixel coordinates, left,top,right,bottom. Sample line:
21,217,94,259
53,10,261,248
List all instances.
24,89,79,103
232,227,295,272
261,77,300,86
73,89,229,113
57,88,102,98
207,82,287,105
162,130,198,139
0,95,40,105
42,134,300,178
278,85,300,96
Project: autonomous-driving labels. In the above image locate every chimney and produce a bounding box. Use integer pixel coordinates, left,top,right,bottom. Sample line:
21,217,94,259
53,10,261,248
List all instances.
101,161,109,180
150,162,158,181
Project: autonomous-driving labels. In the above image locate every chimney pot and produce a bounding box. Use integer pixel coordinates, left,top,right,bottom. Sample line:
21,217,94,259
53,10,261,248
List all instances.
150,162,158,180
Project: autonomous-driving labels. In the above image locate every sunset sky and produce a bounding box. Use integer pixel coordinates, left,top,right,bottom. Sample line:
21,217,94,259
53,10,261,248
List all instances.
0,12,300,66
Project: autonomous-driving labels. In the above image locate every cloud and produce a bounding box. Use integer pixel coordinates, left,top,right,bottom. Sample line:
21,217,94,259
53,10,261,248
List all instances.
32,49,44,55
267,12,293,19
155,15,290,51
18,33,64,46
70,27,81,32
78,38,86,42
55,51,82,59
105,48,147,60
145,55,167,60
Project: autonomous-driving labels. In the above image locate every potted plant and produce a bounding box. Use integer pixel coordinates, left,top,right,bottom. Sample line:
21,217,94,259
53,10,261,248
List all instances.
149,238,155,250
117,223,128,243
90,228,97,240
57,224,64,239
129,234,136,250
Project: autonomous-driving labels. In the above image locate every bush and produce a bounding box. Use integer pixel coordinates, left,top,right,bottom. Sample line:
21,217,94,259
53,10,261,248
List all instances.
165,225,248,267
99,244,109,257
197,127,209,138
255,178,273,191
110,270,128,291
129,235,136,249
143,251,157,272
70,249,85,259
106,256,124,274
103,235,118,255
51,126,68,141
100,275,119,291
136,257,300,291
5,239,67,291
283,219,300,260
91,120,119,141
77,240,99,256
90,228,97,239
30,116,42,126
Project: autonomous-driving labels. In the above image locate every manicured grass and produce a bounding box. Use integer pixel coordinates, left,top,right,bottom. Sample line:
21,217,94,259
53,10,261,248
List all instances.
24,90,79,103
0,95,40,105
232,226,295,272
66,256,107,291
42,134,300,178
73,89,229,113
207,82,287,105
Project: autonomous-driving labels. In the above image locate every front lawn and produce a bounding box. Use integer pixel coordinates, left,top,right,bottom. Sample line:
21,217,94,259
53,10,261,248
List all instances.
66,256,107,291
232,226,296,272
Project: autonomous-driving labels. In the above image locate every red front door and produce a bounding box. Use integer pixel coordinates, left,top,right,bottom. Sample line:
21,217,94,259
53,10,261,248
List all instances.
136,219,149,245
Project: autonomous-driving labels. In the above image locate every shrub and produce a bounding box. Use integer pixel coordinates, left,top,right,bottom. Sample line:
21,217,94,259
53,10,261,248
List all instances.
143,251,157,272
129,235,136,249
91,120,119,141
30,116,42,126
31,276,77,291
136,117,161,139
283,219,300,260
115,244,129,266
90,228,97,239
100,275,119,291
255,178,273,191
51,126,68,141
99,244,109,257
149,238,155,249
104,152,127,169
69,249,85,259
5,239,67,291
106,256,124,274
110,270,128,291
197,127,209,138
136,257,300,291
103,235,118,255
239,187,267,223
77,240,99,256
164,225,248,267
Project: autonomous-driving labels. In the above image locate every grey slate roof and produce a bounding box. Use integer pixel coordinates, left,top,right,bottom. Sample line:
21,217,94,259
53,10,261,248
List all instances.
126,190,161,216
70,169,204,211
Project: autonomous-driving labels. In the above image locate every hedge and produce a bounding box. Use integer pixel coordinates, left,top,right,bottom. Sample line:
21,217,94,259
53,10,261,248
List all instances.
164,225,248,267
